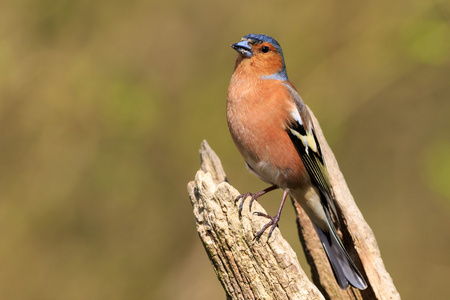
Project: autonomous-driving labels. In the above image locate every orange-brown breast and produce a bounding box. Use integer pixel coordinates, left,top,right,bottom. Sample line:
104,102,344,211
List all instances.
227,63,309,189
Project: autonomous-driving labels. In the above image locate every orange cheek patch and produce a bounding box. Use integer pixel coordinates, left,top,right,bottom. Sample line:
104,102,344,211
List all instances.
251,53,284,76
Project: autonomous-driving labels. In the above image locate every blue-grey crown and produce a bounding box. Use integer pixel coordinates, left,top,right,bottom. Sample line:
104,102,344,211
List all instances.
243,34,288,81
243,34,284,58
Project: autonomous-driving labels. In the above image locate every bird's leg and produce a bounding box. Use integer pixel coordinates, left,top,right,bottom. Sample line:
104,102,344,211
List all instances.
235,185,277,217
253,190,288,241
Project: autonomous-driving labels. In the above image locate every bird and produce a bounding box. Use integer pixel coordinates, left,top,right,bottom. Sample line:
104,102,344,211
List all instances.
226,33,367,290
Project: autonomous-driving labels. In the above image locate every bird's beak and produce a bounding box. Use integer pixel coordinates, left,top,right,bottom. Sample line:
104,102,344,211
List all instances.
231,40,252,58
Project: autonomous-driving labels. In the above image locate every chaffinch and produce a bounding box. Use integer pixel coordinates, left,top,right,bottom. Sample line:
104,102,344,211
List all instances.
227,33,367,290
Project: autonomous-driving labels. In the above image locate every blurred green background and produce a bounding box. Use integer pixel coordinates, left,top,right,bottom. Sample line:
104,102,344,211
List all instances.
1,0,449,299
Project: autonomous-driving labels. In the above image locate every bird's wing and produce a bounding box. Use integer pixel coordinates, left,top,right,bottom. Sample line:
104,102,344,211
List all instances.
283,82,338,219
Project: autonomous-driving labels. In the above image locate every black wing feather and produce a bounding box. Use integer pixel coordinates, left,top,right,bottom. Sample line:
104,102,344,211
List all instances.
286,112,338,219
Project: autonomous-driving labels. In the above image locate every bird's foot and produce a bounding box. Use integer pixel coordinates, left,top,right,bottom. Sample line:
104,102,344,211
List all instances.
252,212,280,241
234,185,278,217
235,191,265,217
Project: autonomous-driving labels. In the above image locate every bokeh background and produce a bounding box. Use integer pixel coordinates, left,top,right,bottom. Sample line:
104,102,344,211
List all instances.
1,0,449,299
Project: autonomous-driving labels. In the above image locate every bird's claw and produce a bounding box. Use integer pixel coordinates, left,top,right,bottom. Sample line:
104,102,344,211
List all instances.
235,191,264,217
252,211,280,241
233,186,281,241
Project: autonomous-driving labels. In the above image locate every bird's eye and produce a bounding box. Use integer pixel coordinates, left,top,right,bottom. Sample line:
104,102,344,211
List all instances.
261,46,270,53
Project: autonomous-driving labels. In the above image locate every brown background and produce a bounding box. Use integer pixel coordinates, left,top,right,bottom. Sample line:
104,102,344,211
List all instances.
1,0,449,299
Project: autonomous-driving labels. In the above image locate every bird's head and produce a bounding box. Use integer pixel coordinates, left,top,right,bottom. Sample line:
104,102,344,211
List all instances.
231,34,288,80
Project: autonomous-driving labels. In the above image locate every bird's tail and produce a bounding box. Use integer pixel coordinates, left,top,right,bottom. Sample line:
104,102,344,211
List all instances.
312,220,367,290
290,188,367,289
